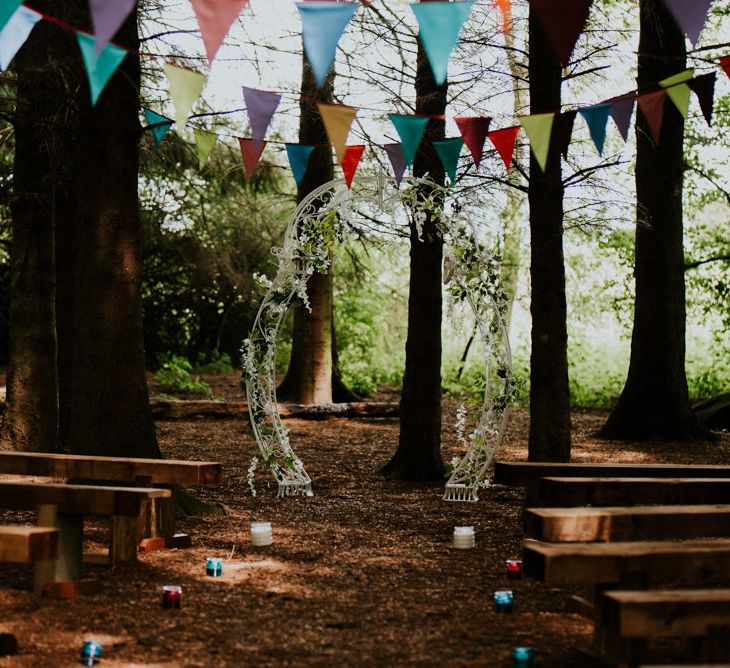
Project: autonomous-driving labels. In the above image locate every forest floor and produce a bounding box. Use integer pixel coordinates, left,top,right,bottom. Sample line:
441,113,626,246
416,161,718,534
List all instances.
0,373,729,667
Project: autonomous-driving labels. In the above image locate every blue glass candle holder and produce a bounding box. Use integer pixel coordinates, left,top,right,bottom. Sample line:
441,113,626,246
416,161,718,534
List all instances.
80,640,103,666
494,590,513,613
206,557,223,577
512,646,534,667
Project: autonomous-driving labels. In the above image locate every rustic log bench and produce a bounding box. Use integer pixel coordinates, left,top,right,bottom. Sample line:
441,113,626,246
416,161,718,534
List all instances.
0,526,59,564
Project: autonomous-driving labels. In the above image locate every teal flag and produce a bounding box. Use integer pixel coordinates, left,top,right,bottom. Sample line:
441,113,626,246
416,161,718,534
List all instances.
411,1,474,85
0,5,41,71
0,0,23,32
433,137,463,183
579,103,611,155
144,109,173,147
286,144,315,186
76,33,127,106
389,114,429,167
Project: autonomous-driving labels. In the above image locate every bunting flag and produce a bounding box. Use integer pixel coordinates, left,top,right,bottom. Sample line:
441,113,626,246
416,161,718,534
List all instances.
579,103,611,155
143,109,173,147
242,87,281,148
661,0,711,47
688,72,716,126
493,0,511,35
411,1,474,85
89,0,136,55
342,144,365,189
297,2,358,87
0,0,23,32
76,33,127,106
555,110,576,159
0,5,41,72
384,143,407,187
722,56,730,80
519,112,555,172
637,90,666,145
318,102,357,165
286,143,315,186
192,0,249,64
610,97,634,141
239,138,266,180
530,0,594,67
488,126,520,171
194,128,217,169
659,69,694,119
164,63,207,129
389,114,429,167
455,116,491,169
433,138,464,183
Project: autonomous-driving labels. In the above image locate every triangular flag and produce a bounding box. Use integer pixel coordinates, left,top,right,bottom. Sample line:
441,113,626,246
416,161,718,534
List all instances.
389,114,429,168
493,0,511,35
143,109,173,148
318,102,357,165
659,69,694,119
433,137,463,184
384,143,407,187
411,1,474,85
194,129,217,169
297,2,358,87
555,110,576,159
454,116,491,169
164,63,207,129
530,0,594,68
239,138,266,181
610,97,635,141
519,113,555,172
342,145,365,189
0,5,41,72
191,0,249,64
0,0,23,32
579,103,611,155
286,144,315,186
721,56,730,80
242,87,281,149
76,33,127,106
637,90,666,145
88,0,136,55
688,72,716,126
488,126,520,171
661,0,711,47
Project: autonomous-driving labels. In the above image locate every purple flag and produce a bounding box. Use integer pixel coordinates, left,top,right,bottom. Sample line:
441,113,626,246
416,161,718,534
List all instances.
662,0,711,46
610,96,635,142
89,0,137,55
688,72,716,126
242,87,281,149
384,143,406,187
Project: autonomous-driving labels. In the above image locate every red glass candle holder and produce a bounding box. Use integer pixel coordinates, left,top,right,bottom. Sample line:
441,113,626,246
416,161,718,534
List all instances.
506,559,523,580
162,585,182,609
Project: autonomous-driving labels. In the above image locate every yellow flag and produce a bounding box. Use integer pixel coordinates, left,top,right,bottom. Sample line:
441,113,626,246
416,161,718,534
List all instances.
519,113,555,172
164,63,207,129
317,103,357,165
660,68,694,119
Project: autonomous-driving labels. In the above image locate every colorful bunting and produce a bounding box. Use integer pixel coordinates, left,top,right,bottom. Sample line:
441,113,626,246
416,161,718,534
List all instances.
194,129,217,169
519,113,555,172
0,0,23,32
659,69,694,119
76,33,127,106
89,0,136,55
433,138,464,183
488,126,520,171
164,63,207,129
722,56,730,80
0,5,41,72
455,116,491,169
286,143,315,186
661,0,711,47
493,0,511,35
579,103,611,155
555,110,576,159
242,87,281,148
239,138,267,180
688,73,716,126
297,2,358,87
143,109,173,147
384,143,407,187
411,1,474,85
610,97,635,142
530,0,594,68
192,0,249,64
342,144,365,189
318,102,357,165
637,90,666,145
389,114,429,168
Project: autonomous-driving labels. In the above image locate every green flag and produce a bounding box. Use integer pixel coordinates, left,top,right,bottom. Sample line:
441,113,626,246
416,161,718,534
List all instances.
660,69,694,119
519,113,555,172
195,129,217,169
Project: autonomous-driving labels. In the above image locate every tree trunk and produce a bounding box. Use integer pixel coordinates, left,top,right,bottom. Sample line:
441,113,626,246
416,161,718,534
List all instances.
527,9,571,462
381,39,446,481
599,0,710,441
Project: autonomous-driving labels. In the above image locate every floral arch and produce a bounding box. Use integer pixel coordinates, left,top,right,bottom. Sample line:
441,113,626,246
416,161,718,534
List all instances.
243,174,513,502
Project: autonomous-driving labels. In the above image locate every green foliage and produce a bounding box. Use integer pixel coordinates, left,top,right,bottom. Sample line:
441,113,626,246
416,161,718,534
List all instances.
194,351,234,374
155,355,212,397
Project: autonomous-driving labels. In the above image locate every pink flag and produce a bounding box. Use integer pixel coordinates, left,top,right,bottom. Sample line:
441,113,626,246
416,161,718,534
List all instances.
88,0,136,55
342,145,365,189
637,90,666,145
488,126,520,171
455,116,491,169
192,0,250,64
530,0,594,67
242,86,281,149
239,138,266,180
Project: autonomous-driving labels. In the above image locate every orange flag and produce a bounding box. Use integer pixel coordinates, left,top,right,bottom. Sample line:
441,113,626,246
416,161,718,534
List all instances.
317,102,357,165
239,138,266,180
342,145,365,189
492,0,511,34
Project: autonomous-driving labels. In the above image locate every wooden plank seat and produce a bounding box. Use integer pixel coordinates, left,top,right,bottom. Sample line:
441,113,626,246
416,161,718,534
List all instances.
0,526,59,563
525,505,730,543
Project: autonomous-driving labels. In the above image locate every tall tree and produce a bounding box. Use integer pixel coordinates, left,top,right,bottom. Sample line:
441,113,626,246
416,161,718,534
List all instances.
600,0,710,441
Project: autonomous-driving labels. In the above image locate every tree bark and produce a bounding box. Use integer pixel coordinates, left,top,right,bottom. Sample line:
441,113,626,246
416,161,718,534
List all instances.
527,10,571,462
599,0,711,441
381,39,446,481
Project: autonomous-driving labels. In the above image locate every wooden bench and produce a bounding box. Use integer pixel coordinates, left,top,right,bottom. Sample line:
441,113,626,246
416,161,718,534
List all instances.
524,505,730,542
0,526,59,563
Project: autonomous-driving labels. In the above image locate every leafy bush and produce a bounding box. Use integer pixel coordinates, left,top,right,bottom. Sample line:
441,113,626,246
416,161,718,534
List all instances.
155,356,212,397
195,351,234,375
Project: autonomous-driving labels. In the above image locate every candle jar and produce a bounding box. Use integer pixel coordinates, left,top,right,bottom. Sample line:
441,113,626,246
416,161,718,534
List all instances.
251,522,273,546
494,590,513,613
452,526,475,549
80,640,103,666
206,557,223,577
161,585,182,609
506,559,523,580
512,646,534,667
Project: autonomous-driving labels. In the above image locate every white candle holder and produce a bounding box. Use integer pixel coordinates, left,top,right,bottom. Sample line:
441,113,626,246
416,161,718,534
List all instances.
452,526,475,549
251,521,273,546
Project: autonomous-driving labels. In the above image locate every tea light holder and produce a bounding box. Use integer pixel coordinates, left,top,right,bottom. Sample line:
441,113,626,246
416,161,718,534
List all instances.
80,640,103,666
206,557,223,577
452,526,475,549
161,584,182,609
494,589,513,613
512,646,534,667
506,559,523,580
251,522,273,546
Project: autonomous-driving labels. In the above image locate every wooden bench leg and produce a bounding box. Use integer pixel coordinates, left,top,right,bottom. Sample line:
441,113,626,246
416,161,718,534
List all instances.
34,504,83,594
111,514,141,566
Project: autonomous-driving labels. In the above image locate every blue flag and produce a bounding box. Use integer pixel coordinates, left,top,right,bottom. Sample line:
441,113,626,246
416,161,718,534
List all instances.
0,5,41,72
433,137,464,184
144,109,173,147
286,144,315,186
76,33,127,106
0,0,23,32
389,114,429,168
579,103,612,155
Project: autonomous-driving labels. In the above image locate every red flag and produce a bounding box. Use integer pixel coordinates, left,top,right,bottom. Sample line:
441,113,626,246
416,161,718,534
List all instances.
721,56,730,80
238,138,266,180
488,126,520,171
342,145,365,189
455,116,491,169
531,0,594,68
637,90,666,145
